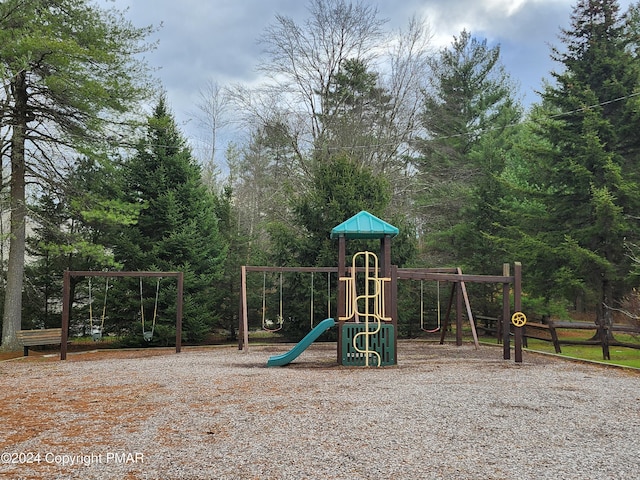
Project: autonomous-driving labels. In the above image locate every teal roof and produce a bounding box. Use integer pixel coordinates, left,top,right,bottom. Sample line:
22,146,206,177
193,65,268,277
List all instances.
330,211,399,239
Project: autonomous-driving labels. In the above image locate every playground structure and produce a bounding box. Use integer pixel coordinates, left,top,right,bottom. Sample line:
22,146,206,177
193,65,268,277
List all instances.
239,211,526,366
60,270,184,360
397,262,524,361
339,250,394,366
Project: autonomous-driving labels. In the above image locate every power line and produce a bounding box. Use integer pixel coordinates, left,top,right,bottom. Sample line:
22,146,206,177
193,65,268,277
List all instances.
416,90,640,143
547,91,640,120
2,91,639,153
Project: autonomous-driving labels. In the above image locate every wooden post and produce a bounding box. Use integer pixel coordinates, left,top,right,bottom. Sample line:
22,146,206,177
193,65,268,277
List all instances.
548,321,561,354
337,235,346,364
458,268,479,349
599,323,610,360
240,266,249,352
176,272,183,354
502,263,510,360
456,281,463,346
381,235,391,318
380,235,397,365
514,262,523,363
238,280,244,351
61,270,70,360
439,283,456,345
391,264,398,364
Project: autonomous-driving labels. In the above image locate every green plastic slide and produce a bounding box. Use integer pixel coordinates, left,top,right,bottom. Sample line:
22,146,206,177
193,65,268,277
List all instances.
266,318,336,367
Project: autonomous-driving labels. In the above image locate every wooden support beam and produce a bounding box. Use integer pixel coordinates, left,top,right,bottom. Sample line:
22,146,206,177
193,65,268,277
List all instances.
502,263,511,360
514,262,523,363
458,269,479,349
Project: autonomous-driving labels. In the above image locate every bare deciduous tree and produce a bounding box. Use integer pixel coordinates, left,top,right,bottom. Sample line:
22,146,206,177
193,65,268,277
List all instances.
227,0,433,206
271,1,382,131
191,79,231,187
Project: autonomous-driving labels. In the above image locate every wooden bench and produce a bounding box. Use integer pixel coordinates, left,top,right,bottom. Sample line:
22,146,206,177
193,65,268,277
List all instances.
17,328,63,356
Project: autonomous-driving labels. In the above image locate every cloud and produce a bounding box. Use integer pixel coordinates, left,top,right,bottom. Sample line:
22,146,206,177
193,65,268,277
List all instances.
120,0,304,88
400,0,571,47
109,0,635,142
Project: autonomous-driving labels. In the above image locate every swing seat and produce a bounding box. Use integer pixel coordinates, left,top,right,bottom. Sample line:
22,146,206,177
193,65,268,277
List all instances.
140,277,160,343
263,315,284,332
91,326,102,341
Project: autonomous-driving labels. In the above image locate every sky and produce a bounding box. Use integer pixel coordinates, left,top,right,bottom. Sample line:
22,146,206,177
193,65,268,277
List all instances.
109,0,636,152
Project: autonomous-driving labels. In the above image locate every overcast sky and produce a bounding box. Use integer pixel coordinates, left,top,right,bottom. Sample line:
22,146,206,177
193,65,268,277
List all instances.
109,0,636,149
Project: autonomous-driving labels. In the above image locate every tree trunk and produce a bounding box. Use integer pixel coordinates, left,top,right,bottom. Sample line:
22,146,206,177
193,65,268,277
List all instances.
1,72,28,352
595,278,615,341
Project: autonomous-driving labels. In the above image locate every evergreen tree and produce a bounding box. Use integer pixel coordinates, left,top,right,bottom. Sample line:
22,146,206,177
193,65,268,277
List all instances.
25,157,142,334
291,154,393,267
214,185,248,340
0,0,154,351
269,153,415,338
532,0,640,323
416,30,521,266
116,98,227,343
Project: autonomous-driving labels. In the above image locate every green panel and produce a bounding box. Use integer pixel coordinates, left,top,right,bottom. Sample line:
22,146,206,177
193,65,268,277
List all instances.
341,322,395,366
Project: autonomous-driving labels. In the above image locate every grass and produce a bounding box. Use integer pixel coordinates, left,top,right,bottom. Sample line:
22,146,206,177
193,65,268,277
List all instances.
524,336,640,369
460,319,640,368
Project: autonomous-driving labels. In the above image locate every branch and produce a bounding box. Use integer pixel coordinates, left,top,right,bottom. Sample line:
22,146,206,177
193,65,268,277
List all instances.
603,302,640,321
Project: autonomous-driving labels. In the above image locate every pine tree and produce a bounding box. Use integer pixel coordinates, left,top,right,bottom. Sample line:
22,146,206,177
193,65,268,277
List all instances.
416,30,520,266
0,0,154,350
25,157,142,334
534,0,640,323
267,153,416,338
116,98,228,343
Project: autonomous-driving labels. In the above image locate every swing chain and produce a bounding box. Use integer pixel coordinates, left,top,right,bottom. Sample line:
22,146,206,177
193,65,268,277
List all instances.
89,277,109,341
141,277,161,341
420,280,442,333
262,271,284,332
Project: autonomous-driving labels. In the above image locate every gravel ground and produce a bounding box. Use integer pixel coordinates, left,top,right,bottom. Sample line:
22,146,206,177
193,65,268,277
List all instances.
1,341,639,480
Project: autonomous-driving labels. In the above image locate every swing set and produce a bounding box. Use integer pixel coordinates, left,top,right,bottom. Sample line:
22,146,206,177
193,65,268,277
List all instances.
261,271,284,332
87,276,163,342
257,269,334,333
240,263,522,359
310,271,332,330
241,211,526,364
87,277,109,341
61,270,184,360
239,266,336,350
140,277,161,341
